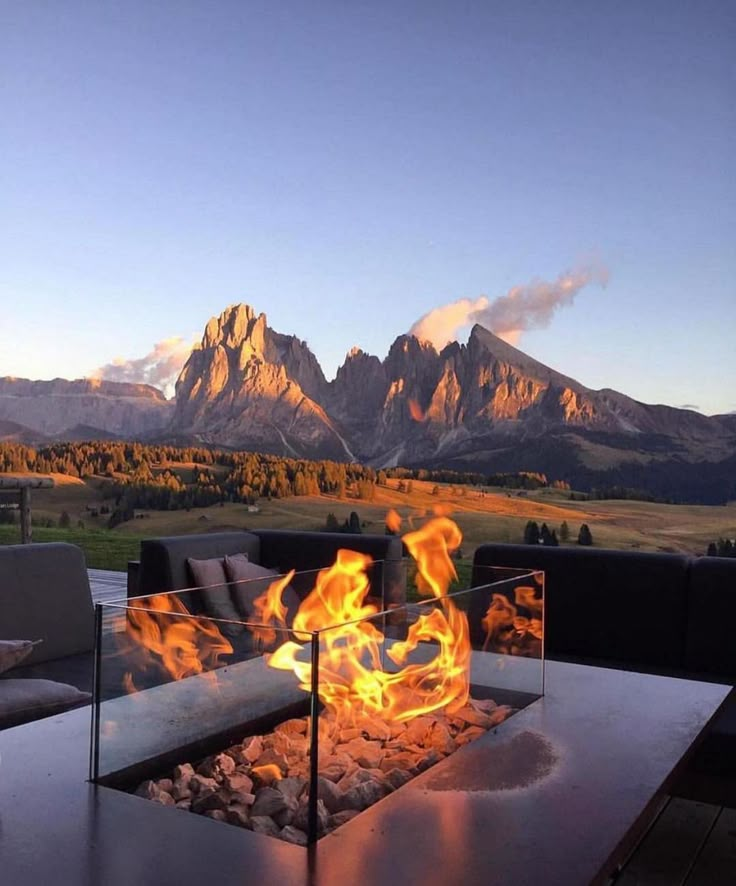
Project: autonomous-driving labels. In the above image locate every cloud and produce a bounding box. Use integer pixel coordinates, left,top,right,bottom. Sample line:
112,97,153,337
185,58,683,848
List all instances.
410,296,490,352
409,265,609,350
91,337,194,398
677,403,701,412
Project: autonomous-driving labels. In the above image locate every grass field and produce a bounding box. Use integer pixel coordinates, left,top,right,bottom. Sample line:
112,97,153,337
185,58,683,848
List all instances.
1,473,734,572
0,525,144,570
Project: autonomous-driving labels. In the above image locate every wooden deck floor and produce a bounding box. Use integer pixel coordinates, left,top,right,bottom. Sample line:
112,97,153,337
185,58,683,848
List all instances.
615,796,736,884
88,568,127,605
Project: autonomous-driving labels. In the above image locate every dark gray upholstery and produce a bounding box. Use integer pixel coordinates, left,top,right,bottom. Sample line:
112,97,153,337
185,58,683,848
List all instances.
137,531,261,597
472,543,736,799
685,556,736,679
252,529,405,607
0,543,95,665
472,543,690,670
8,651,96,695
681,558,736,790
0,543,96,721
135,529,405,611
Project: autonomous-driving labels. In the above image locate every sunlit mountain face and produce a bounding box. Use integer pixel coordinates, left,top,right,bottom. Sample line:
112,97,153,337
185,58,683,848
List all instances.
2,304,735,504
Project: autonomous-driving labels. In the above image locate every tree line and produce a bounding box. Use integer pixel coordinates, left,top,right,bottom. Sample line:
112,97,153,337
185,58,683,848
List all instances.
706,539,736,558
523,520,594,546
0,441,575,511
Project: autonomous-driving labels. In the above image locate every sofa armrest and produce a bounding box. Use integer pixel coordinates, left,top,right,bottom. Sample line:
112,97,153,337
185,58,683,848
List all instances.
685,556,736,678
0,543,94,664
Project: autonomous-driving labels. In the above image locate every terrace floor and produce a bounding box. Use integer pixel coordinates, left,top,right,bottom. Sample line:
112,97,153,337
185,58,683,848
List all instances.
616,796,736,884
88,567,127,604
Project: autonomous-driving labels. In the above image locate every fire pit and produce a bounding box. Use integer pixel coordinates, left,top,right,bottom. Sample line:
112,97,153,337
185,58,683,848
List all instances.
91,518,544,845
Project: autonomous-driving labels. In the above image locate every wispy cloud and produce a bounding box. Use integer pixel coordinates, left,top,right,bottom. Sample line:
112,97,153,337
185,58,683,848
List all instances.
91,337,193,398
410,265,609,350
677,403,701,412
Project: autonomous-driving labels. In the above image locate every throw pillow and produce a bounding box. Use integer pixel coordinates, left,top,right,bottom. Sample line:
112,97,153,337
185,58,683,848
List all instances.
0,639,41,676
0,678,91,729
186,557,243,633
224,554,300,626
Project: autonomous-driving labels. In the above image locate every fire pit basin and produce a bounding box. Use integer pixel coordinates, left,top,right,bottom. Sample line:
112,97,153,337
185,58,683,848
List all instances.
91,559,544,845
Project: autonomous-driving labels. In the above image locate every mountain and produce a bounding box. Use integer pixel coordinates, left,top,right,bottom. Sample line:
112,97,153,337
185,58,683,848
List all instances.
0,377,173,440
166,304,735,502
172,304,352,459
4,304,735,502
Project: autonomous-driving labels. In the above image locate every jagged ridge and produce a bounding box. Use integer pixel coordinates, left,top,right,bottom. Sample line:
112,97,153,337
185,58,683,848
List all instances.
170,304,735,480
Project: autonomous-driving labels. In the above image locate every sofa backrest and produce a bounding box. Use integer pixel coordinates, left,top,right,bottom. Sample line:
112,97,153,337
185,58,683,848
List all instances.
472,543,690,671
685,556,736,680
0,543,95,664
252,529,405,607
135,529,406,613
137,531,261,601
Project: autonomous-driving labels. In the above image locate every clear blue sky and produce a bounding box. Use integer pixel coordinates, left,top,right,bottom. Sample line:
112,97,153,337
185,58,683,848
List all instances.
2,1,734,414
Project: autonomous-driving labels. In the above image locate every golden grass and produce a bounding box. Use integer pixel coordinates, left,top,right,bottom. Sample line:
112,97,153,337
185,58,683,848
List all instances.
4,473,734,561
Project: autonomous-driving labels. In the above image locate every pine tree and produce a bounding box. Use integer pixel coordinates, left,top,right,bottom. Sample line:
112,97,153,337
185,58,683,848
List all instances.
348,511,362,534
523,520,541,545
578,524,593,546
325,512,339,532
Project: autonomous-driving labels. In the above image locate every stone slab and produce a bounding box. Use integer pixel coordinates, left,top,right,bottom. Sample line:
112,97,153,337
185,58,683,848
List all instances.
0,661,730,886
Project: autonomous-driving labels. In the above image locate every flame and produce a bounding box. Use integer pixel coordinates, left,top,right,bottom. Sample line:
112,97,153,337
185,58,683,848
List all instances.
482,585,543,654
123,593,233,686
265,516,470,725
386,509,402,533
246,570,296,649
121,516,476,728
251,764,282,783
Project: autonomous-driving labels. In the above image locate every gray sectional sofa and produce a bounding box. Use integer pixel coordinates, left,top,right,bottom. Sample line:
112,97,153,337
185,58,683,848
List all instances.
132,528,405,609
472,543,736,801
1,530,405,728
0,543,96,726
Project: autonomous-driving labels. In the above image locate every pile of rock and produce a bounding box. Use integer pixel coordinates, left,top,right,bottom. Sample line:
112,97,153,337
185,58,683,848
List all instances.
134,697,512,845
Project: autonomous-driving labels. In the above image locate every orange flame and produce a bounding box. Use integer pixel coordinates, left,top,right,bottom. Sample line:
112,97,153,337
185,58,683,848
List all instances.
123,593,233,687
266,516,470,724
251,764,283,783
386,509,402,533
482,585,543,654
121,517,476,727
247,570,296,649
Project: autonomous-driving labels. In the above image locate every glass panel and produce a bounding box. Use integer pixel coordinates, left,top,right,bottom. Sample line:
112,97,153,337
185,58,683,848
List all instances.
91,561,542,846
92,594,303,786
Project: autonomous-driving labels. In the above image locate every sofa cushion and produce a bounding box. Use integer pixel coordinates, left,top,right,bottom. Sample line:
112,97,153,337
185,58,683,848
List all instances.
685,556,736,678
472,544,690,670
0,543,94,664
0,639,40,675
186,557,242,626
137,532,262,611
224,554,300,624
0,678,91,729
8,651,95,695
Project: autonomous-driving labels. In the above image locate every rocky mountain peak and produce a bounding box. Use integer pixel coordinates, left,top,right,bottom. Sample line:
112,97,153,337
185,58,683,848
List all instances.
166,304,736,501
201,304,265,352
